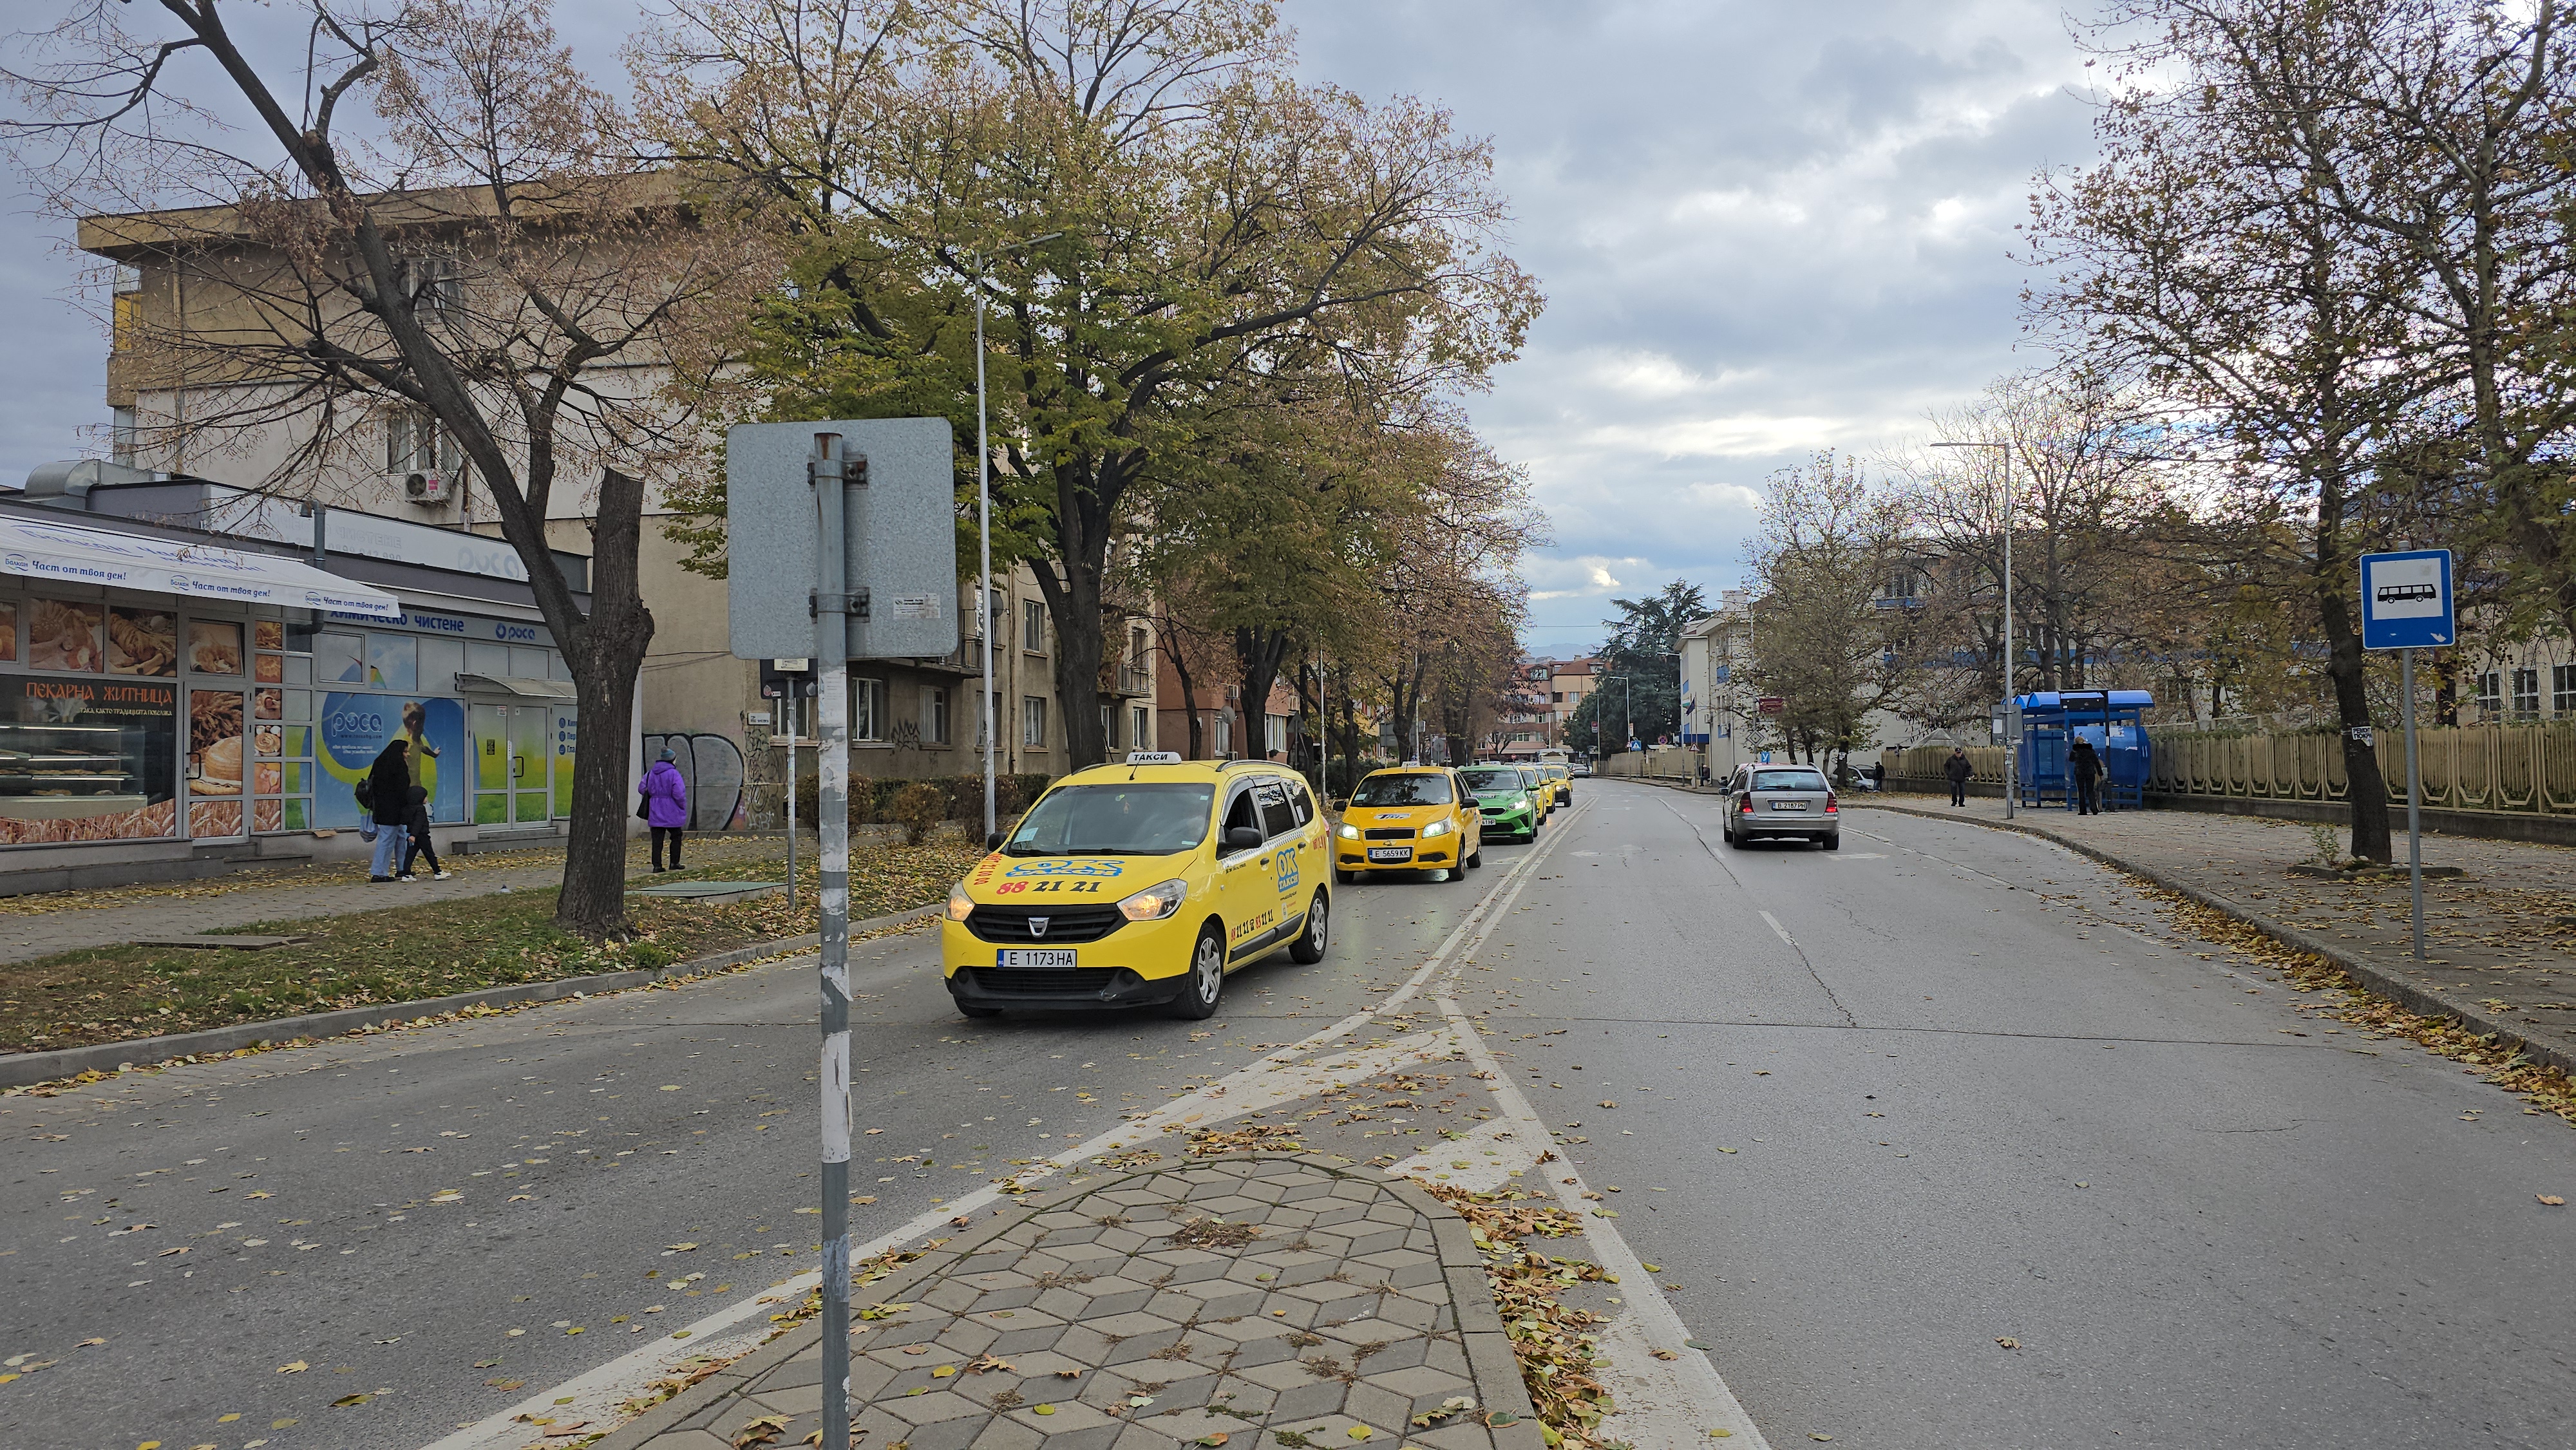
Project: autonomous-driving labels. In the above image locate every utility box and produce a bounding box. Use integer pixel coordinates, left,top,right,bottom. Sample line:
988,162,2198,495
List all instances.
724,418,959,662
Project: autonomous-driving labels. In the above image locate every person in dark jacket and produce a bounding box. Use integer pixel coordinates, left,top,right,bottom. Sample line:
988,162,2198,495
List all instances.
400,782,447,880
1944,746,1973,807
639,749,690,871
2070,739,2103,816
367,739,412,881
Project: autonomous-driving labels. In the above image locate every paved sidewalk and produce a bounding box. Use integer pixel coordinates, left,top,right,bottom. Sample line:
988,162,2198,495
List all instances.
598,1153,1536,1450
1862,794,2576,1066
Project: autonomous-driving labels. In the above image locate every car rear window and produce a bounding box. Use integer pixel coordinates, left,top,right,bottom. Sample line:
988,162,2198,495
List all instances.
1752,769,1830,791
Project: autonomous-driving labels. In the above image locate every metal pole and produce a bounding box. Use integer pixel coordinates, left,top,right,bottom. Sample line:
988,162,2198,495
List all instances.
2002,449,2016,820
810,433,854,1450
785,692,797,913
2403,646,2424,961
977,278,997,844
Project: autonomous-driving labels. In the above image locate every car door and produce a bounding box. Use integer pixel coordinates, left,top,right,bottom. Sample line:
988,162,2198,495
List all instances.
1256,777,1309,934
1213,780,1274,961
1448,770,1481,856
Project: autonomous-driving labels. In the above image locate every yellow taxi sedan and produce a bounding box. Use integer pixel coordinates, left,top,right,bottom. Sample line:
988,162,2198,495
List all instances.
940,754,1329,1021
1539,762,1573,807
1332,766,1483,884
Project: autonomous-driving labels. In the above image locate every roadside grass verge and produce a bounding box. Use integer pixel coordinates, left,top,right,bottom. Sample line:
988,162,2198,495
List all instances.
0,837,985,1055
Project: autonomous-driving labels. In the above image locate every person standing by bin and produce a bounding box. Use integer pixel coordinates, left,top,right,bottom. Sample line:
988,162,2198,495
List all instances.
2070,738,2103,816
366,739,412,881
1944,746,1972,807
640,748,690,871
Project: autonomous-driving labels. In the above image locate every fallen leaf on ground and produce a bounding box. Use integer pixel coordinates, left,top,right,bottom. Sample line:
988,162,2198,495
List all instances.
330,1393,373,1407
2543,1195,2566,1206
663,1243,699,1253
732,1412,791,1447
1996,1337,2020,1350
75,1338,105,1348
275,1361,308,1374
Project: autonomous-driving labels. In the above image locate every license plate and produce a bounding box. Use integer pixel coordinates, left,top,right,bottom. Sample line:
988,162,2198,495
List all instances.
998,949,1078,969
1769,801,1808,811
1367,847,1414,862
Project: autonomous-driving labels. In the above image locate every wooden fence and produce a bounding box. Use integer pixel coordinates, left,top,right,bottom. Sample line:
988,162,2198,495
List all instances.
1884,724,2576,816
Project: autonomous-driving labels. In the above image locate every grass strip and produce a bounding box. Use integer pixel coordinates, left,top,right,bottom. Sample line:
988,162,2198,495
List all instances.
0,837,985,1055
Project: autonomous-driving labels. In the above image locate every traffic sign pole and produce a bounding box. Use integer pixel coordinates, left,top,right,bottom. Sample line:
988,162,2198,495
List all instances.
2403,648,2424,961
811,436,854,1450
2360,549,2450,966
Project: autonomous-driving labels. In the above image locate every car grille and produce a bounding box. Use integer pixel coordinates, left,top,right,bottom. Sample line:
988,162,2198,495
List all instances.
963,905,1126,945
960,966,1121,995
1363,827,1415,840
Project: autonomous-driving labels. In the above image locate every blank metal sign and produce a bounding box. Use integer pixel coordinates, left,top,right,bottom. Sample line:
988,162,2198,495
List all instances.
725,417,958,661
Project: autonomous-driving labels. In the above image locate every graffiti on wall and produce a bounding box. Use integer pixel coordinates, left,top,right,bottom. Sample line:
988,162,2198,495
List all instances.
643,732,748,831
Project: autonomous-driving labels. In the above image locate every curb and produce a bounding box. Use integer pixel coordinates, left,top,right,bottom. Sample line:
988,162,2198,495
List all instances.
0,903,940,1089
1856,798,2575,1077
588,1152,1546,1450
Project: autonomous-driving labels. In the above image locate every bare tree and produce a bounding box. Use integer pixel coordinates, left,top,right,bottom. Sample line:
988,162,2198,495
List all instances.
5,1,773,935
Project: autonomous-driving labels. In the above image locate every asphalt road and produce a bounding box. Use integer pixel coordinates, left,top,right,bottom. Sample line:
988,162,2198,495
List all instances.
1465,782,2573,1449
12,777,2573,1450
0,834,1536,1450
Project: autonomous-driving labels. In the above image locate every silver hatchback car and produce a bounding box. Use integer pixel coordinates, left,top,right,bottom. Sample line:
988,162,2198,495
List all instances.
1723,764,1840,850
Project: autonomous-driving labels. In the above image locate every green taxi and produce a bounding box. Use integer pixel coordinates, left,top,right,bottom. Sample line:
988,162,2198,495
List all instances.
1457,764,1541,842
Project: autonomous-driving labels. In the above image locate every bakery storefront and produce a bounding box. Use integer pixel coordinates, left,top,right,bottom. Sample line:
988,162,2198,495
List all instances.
0,511,591,877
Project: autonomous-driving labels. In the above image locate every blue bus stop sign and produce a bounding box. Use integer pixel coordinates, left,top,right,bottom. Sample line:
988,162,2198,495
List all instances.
2359,549,2453,650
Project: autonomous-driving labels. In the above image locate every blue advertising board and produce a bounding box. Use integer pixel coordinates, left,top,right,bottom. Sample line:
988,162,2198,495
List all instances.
314,693,466,826
2360,549,2454,650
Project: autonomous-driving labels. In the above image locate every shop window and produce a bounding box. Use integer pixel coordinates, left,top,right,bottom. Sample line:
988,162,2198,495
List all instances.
1022,695,1048,748
316,630,366,684
185,620,243,677
464,641,509,678
417,637,464,694
508,646,549,679
853,678,889,741
105,607,177,675
28,599,105,673
0,672,180,845
366,633,418,692
0,598,15,665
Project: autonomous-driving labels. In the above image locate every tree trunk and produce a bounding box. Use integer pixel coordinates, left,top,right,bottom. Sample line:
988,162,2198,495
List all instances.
1036,562,1107,770
554,467,656,938
1233,625,1293,762
1166,625,1205,760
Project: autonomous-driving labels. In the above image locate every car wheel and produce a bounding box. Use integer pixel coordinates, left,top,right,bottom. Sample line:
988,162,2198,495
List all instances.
1467,842,1483,868
1823,833,1841,851
954,999,1003,1019
1441,860,1466,882
1727,822,1745,849
1289,892,1329,963
1170,925,1226,1019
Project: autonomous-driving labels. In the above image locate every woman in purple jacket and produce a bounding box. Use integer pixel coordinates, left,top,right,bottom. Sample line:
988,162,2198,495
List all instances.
639,749,690,871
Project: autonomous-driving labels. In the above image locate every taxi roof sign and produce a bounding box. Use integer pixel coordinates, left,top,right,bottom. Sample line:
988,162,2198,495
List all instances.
1125,751,1184,764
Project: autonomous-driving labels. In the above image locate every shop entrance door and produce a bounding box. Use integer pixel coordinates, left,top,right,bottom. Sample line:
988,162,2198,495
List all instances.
471,703,553,828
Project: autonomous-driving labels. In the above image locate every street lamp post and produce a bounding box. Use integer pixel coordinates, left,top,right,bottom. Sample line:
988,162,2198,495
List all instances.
974,232,1063,841
1931,439,2018,820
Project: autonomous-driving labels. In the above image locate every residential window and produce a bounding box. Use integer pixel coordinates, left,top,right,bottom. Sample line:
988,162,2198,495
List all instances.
853,677,887,742
404,255,462,314
1021,600,1046,654
1129,626,1149,665
1102,702,1116,748
1132,705,1150,749
2513,668,2540,717
386,411,464,478
1021,695,1048,749
2476,671,2502,719
2555,664,2576,715
1265,713,1289,757
923,686,950,746
109,405,137,466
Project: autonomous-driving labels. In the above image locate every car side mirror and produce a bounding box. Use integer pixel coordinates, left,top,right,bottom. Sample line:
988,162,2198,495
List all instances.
986,830,1003,849
1225,825,1265,852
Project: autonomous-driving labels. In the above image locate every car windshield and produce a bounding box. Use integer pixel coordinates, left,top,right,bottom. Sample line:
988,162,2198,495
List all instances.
1458,769,1521,794
1004,783,1214,856
1352,773,1453,806
1542,766,1569,780
1519,769,1543,786
1752,769,1830,792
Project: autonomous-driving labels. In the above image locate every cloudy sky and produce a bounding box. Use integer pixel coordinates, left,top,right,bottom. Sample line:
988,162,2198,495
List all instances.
0,1,2101,657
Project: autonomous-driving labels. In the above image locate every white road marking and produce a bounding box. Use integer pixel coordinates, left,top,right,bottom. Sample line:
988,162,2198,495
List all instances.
424,804,1593,1450
1759,910,1795,947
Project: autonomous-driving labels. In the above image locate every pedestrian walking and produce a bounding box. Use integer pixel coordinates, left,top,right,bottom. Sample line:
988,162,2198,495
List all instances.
2070,738,2103,816
640,749,689,871
396,702,449,879
1944,746,1972,807
400,782,446,880
366,739,412,881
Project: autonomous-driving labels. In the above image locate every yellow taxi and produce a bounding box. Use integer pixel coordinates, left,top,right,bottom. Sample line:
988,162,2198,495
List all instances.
1539,762,1573,807
940,753,1329,1021
1332,766,1484,884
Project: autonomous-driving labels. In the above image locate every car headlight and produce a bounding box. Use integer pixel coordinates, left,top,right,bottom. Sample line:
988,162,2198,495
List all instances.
1422,818,1452,838
945,881,974,921
1338,823,1360,839
1116,878,1189,921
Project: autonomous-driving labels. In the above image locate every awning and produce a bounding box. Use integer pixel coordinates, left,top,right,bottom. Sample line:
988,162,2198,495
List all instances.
457,673,574,701
0,514,401,618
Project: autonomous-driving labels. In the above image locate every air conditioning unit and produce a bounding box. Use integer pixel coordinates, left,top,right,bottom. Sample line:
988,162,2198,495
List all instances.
404,470,453,504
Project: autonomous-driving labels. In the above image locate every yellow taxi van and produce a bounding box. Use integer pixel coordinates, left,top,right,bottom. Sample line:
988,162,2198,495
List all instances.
941,753,1329,1019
